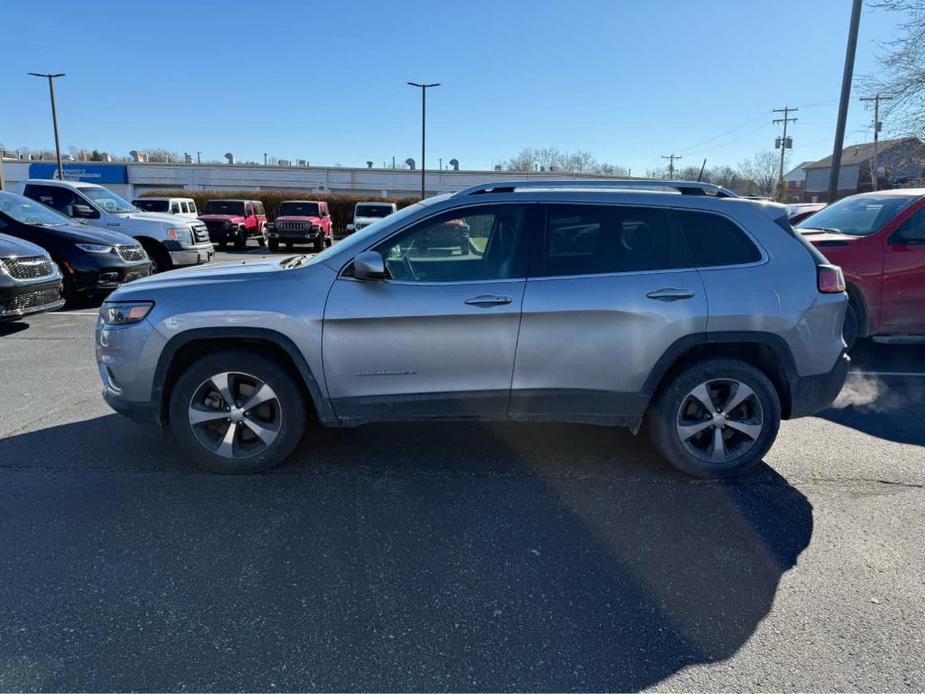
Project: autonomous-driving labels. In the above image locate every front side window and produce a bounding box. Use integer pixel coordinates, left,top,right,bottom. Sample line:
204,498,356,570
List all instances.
374,205,531,282
796,194,917,236
537,204,681,277
676,210,762,267
891,207,925,244
25,185,88,218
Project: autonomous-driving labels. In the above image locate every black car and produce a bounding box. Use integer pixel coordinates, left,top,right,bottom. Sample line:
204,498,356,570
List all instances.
0,232,64,322
0,191,151,303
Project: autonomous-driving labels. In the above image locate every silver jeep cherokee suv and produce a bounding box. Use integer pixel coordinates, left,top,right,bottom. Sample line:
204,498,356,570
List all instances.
96,180,849,478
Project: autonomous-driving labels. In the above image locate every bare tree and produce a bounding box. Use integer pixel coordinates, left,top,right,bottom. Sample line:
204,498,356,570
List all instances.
864,0,925,137
502,146,628,174
737,151,782,197
143,148,183,163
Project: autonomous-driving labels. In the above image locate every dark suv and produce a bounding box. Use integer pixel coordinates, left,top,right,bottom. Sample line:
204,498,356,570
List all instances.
0,192,150,303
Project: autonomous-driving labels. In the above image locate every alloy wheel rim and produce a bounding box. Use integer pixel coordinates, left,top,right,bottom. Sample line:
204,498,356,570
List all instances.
188,371,282,459
675,378,764,464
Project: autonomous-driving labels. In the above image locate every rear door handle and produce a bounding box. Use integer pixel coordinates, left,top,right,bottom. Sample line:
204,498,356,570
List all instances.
464,295,512,307
646,288,695,301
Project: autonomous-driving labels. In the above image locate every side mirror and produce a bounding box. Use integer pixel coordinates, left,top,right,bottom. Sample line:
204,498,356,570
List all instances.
72,204,97,219
353,250,386,280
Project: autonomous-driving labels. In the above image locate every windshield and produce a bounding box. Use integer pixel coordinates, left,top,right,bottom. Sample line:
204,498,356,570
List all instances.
797,194,917,236
308,196,448,266
134,199,169,213
278,202,320,216
81,186,137,213
356,204,394,218
0,191,70,226
204,200,245,215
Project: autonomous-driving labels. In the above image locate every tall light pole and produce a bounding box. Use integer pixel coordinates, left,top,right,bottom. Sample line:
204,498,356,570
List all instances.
407,81,440,199
28,72,66,181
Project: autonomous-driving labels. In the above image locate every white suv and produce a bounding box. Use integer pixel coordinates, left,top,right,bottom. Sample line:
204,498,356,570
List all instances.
22,180,213,273
133,197,199,220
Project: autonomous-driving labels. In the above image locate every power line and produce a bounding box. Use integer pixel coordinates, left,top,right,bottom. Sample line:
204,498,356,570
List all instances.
772,106,798,199
860,93,893,191
661,153,682,178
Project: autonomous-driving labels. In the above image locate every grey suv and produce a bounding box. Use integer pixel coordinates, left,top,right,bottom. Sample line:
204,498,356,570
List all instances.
96,180,849,478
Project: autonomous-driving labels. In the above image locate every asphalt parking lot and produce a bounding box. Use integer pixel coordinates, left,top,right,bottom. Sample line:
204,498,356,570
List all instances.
0,247,923,692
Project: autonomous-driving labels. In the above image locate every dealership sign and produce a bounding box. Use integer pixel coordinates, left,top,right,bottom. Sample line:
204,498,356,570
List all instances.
28,163,129,184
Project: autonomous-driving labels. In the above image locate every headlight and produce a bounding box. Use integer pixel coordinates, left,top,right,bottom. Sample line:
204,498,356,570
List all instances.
166,228,192,243
76,243,114,254
100,301,154,325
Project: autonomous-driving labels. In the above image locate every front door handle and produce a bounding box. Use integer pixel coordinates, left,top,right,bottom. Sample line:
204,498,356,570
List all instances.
464,295,512,307
646,288,695,301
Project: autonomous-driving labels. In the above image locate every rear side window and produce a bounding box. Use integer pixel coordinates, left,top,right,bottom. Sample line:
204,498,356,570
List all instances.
537,204,687,277
675,210,762,267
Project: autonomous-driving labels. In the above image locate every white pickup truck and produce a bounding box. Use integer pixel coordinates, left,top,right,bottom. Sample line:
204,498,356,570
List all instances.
22,180,213,272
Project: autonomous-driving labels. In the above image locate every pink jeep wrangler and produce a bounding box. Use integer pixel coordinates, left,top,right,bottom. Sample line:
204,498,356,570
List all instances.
268,200,333,252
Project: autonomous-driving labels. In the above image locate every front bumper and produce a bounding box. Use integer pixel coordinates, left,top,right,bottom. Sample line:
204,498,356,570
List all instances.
102,387,161,425
789,351,850,418
270,228,322,243
169,244,214,266
0,278,65,321
72,262,152,296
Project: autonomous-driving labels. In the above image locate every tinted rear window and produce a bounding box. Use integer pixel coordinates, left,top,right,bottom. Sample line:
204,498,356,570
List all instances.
537,204,688,277
676,210,762,267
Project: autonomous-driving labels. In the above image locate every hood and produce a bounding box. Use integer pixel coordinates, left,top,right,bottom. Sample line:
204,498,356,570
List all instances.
276,215,321,223
354,216,384,225
116,211,197,226
199,214,244,222
0,232,47,258
799,229,861,245
26,222,139,247
110,255,306,297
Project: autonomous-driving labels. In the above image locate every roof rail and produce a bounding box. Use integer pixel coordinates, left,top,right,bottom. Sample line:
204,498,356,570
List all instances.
454,179,738,198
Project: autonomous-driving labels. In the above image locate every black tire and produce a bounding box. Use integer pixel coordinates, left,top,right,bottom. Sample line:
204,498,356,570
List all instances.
843,301,859,351
234,228,246,250
167,349,308,473
313,237,324,252
268,239,279,252
324,236,333,247
647,358,781,478
141,240,172,273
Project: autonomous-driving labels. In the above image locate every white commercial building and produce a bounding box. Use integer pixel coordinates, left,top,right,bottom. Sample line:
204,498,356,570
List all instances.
0,160,616,200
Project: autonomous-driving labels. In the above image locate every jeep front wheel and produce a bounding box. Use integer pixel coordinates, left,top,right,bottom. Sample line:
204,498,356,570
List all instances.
647,358,781,478
168,349,307,473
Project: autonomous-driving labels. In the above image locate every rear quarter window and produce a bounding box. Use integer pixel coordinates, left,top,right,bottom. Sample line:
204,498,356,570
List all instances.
675,210,762,267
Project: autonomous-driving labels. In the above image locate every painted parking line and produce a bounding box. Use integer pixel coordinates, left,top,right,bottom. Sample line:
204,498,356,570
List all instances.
849,370,925,378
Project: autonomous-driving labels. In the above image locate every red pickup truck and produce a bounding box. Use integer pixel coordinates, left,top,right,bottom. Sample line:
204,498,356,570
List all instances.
797,189,925,347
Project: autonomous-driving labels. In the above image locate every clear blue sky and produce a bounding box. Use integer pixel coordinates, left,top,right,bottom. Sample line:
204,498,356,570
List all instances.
1,0,901,174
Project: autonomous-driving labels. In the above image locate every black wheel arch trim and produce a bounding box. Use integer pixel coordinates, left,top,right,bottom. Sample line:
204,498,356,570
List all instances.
641,331,800,415
152,327,335,425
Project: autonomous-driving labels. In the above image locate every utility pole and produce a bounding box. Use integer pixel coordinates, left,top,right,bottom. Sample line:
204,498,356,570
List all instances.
661,153,681,178
773,106,798,200
27,72,66,181
860,93,893,190
828,0,863,202
407,81,440,199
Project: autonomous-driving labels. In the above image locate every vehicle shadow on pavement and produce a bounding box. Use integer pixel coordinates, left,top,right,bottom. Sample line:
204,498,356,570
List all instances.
0,321,30,337
0,416,813,692
819,378,925,446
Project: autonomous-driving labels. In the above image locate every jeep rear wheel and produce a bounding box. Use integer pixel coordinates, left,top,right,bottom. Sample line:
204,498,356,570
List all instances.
647,358,781,478
168,349,308,473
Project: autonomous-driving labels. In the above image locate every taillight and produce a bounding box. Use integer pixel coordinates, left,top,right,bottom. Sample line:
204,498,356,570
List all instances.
818,264,846,293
